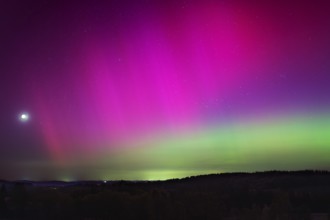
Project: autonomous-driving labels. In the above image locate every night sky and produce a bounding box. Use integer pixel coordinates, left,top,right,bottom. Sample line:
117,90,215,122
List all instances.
1,0,330,180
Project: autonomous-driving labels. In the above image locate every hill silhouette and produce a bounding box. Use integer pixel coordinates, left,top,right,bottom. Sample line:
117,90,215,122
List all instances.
1,170,330,219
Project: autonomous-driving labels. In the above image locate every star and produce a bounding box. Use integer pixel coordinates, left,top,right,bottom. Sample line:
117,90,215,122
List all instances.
19,113,29,122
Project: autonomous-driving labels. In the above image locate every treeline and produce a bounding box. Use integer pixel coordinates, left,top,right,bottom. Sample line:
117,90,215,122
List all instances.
1,170,330,219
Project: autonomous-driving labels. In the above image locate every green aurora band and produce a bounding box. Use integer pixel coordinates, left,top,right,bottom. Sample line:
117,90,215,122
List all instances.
84,112,330,180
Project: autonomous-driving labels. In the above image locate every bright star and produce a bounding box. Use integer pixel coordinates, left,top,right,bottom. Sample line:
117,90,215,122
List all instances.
19,113,29,122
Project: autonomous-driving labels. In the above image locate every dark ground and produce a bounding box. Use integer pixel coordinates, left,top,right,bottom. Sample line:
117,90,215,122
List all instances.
1,170,330,219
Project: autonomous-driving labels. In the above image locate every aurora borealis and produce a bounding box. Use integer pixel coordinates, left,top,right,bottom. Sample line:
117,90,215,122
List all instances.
1,0,330,180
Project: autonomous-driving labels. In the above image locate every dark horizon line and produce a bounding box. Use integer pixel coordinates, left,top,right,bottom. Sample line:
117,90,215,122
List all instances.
1,169,329,183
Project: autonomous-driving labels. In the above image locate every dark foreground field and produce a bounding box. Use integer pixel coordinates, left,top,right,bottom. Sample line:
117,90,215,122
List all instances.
1,171,330,219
